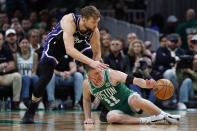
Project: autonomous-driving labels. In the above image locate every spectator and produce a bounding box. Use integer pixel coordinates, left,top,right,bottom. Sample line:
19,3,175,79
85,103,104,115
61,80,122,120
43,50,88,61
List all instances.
28,29,41,51
29,12,39,29
176,8,197,49
153,35,175,79
123,32,137,54
0,12,9,27
99,28,109,40
4,28,18,54
104,38,130,74
100,33,111,58
1,23,10,34
163,15,178,34
156,33,192,109
0,32,22,110
127,39,145,70
54,57,83,110
15,36,39,108
189,54,197,92
190,34,197,54
21,18,32,34
132,55,156,103
144,41,153,57
11,22,25,40
127,33,137,45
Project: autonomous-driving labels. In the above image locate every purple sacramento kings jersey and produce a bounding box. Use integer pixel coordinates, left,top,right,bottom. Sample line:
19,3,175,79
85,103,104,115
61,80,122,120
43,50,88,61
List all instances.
41,13,93,64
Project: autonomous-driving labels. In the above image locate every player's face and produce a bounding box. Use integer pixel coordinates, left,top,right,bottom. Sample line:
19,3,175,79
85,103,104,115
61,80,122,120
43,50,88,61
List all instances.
84,17,100,32
88,69,103,83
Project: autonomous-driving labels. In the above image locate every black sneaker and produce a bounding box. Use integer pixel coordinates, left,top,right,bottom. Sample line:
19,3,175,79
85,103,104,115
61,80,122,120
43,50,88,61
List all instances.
22,111,34,124
22,101,38,124
99,105,109,122
99,111,107,122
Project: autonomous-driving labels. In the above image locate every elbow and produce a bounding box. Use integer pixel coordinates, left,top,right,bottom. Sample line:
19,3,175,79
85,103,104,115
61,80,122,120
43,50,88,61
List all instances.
65,46,73,55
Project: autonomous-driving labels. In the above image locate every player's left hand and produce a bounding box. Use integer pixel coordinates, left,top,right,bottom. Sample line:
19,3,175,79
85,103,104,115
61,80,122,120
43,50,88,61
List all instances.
146,79,156,89
89,61,108,71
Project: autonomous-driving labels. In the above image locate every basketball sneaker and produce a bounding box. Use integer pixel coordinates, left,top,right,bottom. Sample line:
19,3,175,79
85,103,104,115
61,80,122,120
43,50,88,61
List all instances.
163,113,180,124
141,114,165,124
22,101,39,124
23,111,34,124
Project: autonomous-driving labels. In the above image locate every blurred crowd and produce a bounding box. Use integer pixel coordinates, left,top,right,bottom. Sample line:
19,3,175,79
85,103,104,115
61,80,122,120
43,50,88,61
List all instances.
0,0,196,111
98,8,197,110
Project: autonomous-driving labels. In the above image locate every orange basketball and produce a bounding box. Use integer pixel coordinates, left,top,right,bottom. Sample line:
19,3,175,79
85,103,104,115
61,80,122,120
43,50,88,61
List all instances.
153,79,174,100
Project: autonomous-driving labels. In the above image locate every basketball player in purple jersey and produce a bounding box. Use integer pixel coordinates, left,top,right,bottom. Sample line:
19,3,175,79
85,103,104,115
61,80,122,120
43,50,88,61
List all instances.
23,6,108,123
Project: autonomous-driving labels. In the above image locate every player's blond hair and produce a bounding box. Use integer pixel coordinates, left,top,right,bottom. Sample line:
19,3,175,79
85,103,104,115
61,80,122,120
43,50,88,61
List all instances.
80,5,100,19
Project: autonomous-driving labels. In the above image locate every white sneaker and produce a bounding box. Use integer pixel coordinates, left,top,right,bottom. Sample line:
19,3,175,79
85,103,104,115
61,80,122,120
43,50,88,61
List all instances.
141,114,165,124
150,114,166,124
38,102,45,109
178,102,187,110
19,102,27,109
163,113,181,124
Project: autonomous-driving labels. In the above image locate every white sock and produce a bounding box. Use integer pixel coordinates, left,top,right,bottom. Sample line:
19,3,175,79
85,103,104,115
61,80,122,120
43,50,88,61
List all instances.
160,110,168,116
32,95,42,103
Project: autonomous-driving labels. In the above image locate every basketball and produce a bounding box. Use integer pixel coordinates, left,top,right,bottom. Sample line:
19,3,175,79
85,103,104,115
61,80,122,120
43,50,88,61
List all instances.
153,79,174,100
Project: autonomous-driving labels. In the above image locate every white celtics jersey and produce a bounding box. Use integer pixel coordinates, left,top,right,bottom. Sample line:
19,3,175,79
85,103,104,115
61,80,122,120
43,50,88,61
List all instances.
16,51,34,76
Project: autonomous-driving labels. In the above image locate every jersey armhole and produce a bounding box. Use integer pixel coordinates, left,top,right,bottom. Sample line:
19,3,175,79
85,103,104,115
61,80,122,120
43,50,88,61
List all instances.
71,13,76,23
105,69,119,87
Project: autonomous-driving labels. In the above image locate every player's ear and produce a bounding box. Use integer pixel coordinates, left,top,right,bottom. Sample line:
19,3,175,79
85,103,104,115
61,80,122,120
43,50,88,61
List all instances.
81,17,86,22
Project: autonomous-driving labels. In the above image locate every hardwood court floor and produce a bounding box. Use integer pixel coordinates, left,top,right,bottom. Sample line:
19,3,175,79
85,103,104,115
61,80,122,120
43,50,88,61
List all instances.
0,109,196,131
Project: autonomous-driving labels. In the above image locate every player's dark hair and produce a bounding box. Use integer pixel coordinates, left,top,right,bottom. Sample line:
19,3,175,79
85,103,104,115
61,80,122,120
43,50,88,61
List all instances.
80,5,100,19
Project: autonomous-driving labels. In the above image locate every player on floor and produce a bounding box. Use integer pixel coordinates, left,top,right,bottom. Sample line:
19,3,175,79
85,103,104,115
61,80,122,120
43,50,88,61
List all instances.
83,67,181,124
22,5,108,123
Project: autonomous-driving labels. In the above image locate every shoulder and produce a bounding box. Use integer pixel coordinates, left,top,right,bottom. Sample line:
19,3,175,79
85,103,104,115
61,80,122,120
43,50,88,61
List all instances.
108,69,118,83
2,45,13,55
83,79,91,90
60,13,76,31
109,69,119,77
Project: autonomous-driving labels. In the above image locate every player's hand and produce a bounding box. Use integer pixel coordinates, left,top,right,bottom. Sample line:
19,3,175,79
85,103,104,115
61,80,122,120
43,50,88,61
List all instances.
146,79,156,89
89,61,108,71
84,118,95,124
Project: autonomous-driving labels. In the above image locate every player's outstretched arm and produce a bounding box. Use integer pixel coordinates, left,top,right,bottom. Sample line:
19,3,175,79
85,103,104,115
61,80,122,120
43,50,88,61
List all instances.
61,15,108,70
83,79,95,124
110,69,155,89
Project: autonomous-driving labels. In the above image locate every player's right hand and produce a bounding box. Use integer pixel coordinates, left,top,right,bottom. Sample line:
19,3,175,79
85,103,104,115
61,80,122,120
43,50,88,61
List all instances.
84,118,95,124
89,61,108,71
146,79,156,89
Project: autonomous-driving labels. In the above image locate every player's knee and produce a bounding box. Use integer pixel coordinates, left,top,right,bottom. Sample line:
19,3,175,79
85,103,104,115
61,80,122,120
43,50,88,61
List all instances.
128,93,143,107
106,110,123,123
13,72,22,81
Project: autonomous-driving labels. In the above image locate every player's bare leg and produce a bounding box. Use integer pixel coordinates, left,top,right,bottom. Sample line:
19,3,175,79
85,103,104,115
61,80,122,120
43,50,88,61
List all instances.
106,110,165,124
128,93,161,115
128,93,180,124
